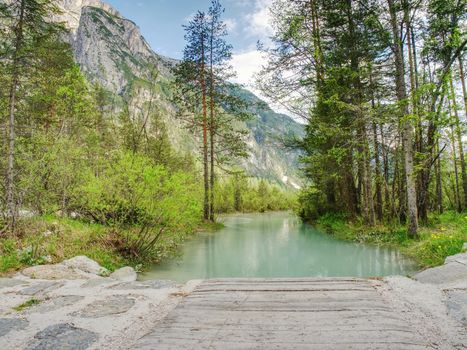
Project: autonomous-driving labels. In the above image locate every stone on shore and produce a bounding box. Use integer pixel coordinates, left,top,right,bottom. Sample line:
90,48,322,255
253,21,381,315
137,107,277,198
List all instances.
109,267,137,282
0,278,27,289
0,318,29,337
61,256,109,276
22,265,87,281
19,282,64,296
414,252,467,285
72,295,135,318
25,323,98,350
26,296,85,314
445,290,467,326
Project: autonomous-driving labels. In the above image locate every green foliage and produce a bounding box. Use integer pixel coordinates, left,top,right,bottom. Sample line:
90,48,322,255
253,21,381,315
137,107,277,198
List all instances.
215,175,297,214
13,299,41,312
75,151,202,261
313,211,467,268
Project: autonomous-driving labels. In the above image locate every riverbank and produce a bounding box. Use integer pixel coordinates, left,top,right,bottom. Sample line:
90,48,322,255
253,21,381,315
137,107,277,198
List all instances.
0,254,465,349
0,215,222,277
314,211,467,268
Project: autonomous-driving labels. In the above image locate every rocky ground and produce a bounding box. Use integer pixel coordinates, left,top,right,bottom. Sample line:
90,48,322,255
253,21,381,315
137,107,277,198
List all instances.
0,256,200,350
0,253,465,349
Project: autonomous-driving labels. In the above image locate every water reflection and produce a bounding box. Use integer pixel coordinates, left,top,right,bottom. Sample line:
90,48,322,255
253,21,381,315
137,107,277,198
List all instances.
140,212,418,282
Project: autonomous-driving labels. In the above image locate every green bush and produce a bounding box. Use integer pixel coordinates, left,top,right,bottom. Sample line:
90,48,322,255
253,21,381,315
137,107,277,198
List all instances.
75,151,202,262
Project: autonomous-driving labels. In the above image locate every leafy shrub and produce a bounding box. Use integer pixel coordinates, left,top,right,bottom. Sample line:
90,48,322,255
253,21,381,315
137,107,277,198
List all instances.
75,151,202,261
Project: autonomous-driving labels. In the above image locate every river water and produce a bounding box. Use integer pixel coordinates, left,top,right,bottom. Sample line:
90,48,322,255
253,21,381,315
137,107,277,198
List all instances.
140,212,418,282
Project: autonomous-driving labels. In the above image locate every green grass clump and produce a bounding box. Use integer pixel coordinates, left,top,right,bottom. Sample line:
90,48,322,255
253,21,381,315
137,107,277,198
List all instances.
0,216,131,275
13,298,41,312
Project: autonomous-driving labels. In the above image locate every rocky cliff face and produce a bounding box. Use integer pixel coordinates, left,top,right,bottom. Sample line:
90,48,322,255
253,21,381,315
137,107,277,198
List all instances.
56,0,304,187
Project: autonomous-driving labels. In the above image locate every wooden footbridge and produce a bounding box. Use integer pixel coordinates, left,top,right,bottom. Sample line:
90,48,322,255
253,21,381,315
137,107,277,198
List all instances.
135,278,435,349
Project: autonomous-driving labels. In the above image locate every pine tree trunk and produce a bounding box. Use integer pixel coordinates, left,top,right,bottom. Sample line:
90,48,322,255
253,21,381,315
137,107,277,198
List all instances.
6,0,26,232
435,141,443,213
380,124,391,217
405,8,427,222
448,97,462,212
200,37,210,221
209,41,215,222
388,0,418,237
372,121,383,221
449,73,467,210
346,0,375,226
370,72,383,222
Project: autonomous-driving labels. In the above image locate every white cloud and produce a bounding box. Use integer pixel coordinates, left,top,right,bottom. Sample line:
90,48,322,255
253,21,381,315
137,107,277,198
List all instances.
224,18,238,32
244,0,274,39
231,50,267,90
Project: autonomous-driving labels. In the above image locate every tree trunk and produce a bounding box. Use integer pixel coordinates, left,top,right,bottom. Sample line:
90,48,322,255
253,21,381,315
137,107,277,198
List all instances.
435,140,443,213
6,0,26,232
346,0,375,226
372,121,383,221
449,73,467,210
405,7,427,222
200,37,209,221
209,26,215,222
388,0,418,237
448,97,462,212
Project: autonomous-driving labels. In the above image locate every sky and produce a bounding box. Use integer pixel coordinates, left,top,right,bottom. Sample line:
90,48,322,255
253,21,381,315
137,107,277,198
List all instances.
105,0,274,91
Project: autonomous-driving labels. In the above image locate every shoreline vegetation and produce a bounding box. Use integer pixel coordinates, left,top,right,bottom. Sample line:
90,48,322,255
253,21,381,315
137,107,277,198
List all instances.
310,211,467,268
0,182,294,277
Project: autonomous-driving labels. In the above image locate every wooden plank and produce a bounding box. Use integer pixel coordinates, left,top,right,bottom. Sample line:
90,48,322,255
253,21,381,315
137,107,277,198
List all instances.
133,278,432,349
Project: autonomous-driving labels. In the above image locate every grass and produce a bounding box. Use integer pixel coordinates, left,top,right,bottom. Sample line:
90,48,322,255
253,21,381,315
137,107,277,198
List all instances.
315,211,467,268
0,215,224,276
0,216,134,276
13,298,41,312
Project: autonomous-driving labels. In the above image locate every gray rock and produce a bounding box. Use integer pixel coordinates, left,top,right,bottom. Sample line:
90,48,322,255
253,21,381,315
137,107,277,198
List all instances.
61,256,108,276
109,267,137,282
0,278,27,289
111,280,176,290
22,265,87,280
0,318,29,337
27,296,84,314
445,252,467,265
25,323,98,350
414,262,467,285
445,290,467,326
20,282,64,296
80,278,116,289
72,296,135,318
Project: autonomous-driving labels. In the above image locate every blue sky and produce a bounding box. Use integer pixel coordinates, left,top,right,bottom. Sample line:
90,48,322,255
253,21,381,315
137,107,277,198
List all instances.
106,0,270,59
105,0,276,110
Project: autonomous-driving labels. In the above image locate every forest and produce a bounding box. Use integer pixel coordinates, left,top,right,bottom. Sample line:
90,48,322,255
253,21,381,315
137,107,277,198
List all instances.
0,0,293,272
257,0,466,263
0,0,465,274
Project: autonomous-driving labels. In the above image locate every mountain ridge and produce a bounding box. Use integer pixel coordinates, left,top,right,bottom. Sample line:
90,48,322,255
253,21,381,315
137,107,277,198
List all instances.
56,0,304,188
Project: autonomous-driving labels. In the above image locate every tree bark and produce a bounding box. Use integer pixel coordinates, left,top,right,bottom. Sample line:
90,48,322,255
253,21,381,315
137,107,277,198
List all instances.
388,0,418,237
450,72,467,210
200,35,210,221
209,34,215,222
6,0,26,232
435,140,443,213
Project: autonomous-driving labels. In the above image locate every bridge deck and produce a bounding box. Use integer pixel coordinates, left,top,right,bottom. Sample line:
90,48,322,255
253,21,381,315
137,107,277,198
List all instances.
134,278,433,349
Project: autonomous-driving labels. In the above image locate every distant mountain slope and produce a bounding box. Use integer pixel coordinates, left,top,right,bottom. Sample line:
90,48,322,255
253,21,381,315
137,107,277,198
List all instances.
56,0,304,188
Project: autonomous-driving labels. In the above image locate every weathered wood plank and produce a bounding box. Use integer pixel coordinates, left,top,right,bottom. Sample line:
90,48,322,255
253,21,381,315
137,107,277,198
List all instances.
133,278,432,349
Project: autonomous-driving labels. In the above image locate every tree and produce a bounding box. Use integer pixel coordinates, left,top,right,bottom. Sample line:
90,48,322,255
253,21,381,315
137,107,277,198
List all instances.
174,0,250,221
387,0,418,237
1,0,65,232
173,11,210,221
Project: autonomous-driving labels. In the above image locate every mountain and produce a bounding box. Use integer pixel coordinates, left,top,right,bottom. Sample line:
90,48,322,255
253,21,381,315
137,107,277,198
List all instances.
56,0,304,188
